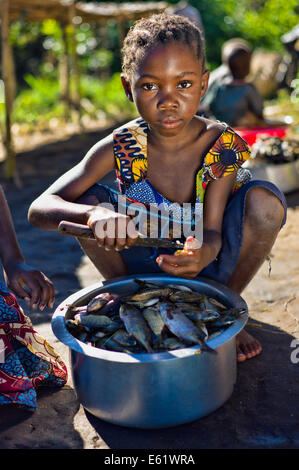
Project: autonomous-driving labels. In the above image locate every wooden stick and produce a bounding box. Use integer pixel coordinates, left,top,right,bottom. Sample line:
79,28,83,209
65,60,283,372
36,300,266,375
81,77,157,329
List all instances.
1,0,16,179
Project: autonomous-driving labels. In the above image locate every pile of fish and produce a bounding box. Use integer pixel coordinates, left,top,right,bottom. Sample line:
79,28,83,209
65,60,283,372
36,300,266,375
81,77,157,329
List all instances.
251,136,299,164
65,280,245,354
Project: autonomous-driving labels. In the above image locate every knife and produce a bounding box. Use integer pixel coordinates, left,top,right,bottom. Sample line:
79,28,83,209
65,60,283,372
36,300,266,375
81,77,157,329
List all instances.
58,221,185,249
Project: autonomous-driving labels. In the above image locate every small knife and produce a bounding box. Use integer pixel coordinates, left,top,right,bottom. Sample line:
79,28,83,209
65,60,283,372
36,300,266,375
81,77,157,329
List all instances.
58,221,184,249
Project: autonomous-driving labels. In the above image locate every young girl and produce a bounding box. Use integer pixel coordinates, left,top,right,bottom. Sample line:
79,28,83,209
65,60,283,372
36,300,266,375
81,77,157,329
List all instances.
28,14,287,363
0,185,67,409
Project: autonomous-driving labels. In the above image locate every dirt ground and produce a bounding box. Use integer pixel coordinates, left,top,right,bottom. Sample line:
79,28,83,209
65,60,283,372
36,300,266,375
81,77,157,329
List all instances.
0,124,298,449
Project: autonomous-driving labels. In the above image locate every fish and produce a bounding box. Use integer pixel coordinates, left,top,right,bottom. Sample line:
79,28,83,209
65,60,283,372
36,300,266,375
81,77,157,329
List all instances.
79,314,119,329
127,287,171,303
119,304,154,353
169,290,205,303
86,292,113,313
167,284,193,292
111,329,137,347
126,297,160,308
176,303,220,323
142,305,165,337
209,315,236,328
96,295,123,316
99,336,136,353
159,337,187,350
158,301,216,354
196,296,222,322
207,298,227,311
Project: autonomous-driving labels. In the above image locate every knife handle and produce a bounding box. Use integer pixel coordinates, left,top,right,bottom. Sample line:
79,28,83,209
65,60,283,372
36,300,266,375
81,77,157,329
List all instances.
58,221,95,239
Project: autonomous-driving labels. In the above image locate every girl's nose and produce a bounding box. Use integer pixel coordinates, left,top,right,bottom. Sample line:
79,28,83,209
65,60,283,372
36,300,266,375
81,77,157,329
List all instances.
157,90,178,110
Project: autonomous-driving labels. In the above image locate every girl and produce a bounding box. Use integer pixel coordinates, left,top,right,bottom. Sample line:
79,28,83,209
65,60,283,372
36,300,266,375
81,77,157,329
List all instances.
0,185,67,409
28,14,287,362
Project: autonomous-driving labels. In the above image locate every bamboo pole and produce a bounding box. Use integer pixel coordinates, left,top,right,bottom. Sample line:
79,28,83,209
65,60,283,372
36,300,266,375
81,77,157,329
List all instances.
1,0,16,180
60,23,71,122
68,4,82,128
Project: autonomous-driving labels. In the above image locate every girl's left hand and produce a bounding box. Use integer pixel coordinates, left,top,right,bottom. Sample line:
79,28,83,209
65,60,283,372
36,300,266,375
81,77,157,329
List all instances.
156,236,204,279
4,261,55,311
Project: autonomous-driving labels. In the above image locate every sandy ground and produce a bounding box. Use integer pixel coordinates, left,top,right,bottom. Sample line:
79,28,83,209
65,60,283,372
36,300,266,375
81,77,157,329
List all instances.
0,125,298,449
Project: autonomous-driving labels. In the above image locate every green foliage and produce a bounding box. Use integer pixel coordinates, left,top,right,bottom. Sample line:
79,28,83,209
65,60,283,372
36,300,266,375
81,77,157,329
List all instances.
0,72,136,127
80,73,136,119
2,0,298,129
12,75,64,124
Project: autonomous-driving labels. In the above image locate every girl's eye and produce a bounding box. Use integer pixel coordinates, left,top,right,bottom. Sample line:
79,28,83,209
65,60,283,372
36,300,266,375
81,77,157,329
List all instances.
178,81,192,89
142,83,158,91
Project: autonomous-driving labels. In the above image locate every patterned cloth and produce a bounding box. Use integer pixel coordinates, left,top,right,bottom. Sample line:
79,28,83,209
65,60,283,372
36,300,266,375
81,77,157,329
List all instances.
0,283,67,410
113,118,252,208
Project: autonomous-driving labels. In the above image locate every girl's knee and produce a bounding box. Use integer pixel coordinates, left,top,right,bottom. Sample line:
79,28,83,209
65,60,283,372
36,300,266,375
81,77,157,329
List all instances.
245,187,285,231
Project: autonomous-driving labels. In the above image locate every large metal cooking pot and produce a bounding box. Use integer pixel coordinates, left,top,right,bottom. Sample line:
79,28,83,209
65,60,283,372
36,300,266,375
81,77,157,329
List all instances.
52,274,248,429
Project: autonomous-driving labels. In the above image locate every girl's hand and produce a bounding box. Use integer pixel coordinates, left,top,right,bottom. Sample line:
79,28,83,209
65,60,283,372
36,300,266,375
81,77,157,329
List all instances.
156,236,204,279
4,261,55,310
87,207,139,251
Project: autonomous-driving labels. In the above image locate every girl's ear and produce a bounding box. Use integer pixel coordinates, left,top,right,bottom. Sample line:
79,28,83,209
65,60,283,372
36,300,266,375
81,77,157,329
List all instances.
121,74,134,102
200,69,210,100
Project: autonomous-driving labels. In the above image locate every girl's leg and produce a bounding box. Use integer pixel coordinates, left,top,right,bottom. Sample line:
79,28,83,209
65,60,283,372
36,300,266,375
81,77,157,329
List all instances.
227,186,285,362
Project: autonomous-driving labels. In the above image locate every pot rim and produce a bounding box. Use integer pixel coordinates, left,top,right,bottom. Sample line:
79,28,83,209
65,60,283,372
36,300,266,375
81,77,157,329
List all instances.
51,274,248,363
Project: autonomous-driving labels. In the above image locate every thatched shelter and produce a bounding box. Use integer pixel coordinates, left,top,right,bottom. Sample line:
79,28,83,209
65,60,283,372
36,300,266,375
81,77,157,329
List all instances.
0,0,168,179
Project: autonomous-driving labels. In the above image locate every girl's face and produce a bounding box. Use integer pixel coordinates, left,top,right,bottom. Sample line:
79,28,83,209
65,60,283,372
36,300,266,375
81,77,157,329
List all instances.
122,41,209,137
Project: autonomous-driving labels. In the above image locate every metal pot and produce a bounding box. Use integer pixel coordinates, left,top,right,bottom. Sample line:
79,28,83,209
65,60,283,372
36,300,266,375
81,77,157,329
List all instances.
52,274,248,429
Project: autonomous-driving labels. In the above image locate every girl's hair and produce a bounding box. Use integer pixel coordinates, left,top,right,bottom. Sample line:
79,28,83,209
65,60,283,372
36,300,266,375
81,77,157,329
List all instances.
121,14,206,79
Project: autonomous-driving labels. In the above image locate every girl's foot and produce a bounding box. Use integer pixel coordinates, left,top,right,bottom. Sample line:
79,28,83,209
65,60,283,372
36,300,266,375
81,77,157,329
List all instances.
236,329,262,362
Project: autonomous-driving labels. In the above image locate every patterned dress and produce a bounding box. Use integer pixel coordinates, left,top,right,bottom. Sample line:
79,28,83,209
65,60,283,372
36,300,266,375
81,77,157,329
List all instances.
113,117,252,217
0,283,67,410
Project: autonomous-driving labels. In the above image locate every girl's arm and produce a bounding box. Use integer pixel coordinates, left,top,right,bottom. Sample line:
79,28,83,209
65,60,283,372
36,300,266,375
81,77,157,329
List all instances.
0,186,54,309
28,133,116,230
156,172,237,278
28,133,139,250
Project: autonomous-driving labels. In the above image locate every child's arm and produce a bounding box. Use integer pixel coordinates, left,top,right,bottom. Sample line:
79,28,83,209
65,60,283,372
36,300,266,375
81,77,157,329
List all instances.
28,134,139,250
0,186,54,310
156,172,237,278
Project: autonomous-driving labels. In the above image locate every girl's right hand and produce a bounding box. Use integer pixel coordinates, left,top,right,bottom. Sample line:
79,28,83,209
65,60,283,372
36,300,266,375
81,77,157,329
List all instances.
87,207,139,251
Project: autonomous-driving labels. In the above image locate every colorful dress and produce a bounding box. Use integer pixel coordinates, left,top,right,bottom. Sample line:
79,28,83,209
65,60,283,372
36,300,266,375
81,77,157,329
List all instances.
0,283,67,410
82,117,287,284
112,117,252,212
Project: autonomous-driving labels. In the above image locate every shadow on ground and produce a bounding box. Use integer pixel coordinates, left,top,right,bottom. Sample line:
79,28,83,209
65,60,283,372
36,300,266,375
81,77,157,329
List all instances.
0,388,82,449
82,321,299,449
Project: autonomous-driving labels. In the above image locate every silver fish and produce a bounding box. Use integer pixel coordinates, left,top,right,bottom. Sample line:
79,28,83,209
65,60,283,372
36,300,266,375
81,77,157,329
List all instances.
168,284,193,292
160,337,186,350
126,297,160,308
210,315,236,328
99,336,135,353
169,290,205,303
142,305,165,337
158,301,216,354
111,329,137,347
177,303,220,323
119,304,153,353
79,314,117,329
128,287,171,303
87,292,113,313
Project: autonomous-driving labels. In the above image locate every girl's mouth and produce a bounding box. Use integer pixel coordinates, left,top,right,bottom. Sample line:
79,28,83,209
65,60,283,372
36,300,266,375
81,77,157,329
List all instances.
160,117,182,129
